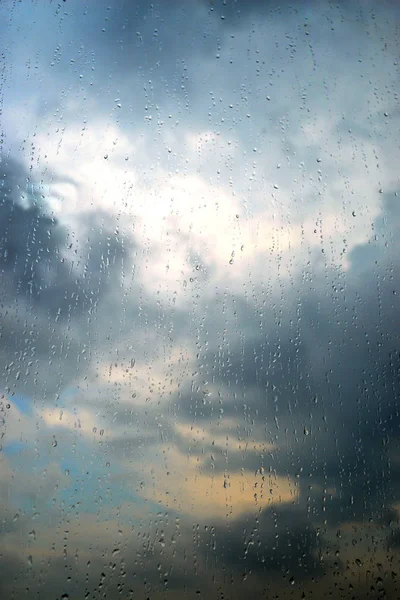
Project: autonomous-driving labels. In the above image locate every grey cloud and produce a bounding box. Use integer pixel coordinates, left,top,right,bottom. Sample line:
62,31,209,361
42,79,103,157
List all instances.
0,553,28,599
207,504,324,579
171,190,400,529
0,156,128,319
0,155,132,397
0,506,233,599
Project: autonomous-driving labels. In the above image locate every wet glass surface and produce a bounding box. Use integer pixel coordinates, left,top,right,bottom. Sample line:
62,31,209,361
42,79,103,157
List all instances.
0,1,399,598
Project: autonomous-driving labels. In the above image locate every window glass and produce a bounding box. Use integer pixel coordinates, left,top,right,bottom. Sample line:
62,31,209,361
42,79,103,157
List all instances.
1,1,399,598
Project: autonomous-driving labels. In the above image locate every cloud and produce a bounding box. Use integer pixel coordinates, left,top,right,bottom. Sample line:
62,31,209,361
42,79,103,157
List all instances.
170,188,400,531
0,155,131,397
0,0,400,597
136,445,297,519
208,503,323,582
0,157,127,318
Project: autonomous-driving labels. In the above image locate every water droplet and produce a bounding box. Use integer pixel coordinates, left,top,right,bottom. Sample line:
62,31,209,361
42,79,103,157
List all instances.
376,577,384,589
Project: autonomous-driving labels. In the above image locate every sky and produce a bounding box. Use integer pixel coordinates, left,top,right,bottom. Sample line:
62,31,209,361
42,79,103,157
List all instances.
0,0,399,598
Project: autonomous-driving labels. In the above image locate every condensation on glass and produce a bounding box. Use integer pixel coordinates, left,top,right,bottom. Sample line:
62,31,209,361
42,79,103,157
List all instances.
0,1,399,598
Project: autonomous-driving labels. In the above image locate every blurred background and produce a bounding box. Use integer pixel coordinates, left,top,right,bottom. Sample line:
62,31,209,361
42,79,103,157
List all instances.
0,1,399,598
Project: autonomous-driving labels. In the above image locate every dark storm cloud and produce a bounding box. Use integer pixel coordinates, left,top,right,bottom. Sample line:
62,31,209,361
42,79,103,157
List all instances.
0,510,241,599
207,504,324,579
0,156,128,319
0,155,131,396
173,189,400,528
0,536,398,600
0,553,27,599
